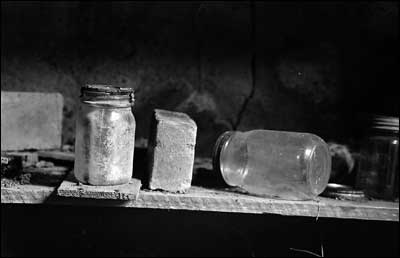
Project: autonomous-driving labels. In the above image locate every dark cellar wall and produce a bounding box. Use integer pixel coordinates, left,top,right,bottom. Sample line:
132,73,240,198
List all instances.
1,2,398,156
1,2,399,257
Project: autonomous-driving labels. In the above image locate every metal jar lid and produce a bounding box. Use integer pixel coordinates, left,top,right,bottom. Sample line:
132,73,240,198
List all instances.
80,84,135,105
321,183,366,201
81,84,134,95
372,115,399,133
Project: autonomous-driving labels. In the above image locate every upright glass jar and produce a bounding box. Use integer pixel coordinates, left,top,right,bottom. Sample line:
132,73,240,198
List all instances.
213,130,331,200
74,85,136,185
356,115,399,201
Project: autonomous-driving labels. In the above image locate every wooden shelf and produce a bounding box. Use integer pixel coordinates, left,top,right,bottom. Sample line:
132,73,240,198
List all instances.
1,153,398,221
2,177,398,222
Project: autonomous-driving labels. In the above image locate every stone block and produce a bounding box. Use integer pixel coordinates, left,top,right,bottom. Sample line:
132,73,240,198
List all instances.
147,109,197,192
1,91,63,151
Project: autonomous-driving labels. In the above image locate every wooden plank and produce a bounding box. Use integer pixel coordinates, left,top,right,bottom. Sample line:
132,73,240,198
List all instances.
1,179,398,221
4,151,39,167
38,151,75,162
1,184,55,204
57,173,142,201
133,188,399,221
1,165,70,203
23,166,69,176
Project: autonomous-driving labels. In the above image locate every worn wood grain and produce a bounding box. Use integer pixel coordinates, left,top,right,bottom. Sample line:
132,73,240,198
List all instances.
1,184,56,204
134,187,399,221
1,180,398,221
23,166,69,176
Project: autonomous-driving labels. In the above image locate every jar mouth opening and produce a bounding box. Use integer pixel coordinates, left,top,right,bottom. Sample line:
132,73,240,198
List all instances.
212,131,240,186
307,143,331,195
212,132,232,171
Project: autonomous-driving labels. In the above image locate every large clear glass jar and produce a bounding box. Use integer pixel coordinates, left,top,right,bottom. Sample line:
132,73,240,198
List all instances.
356,115,399,201
213,130,331,200
74,85,136,185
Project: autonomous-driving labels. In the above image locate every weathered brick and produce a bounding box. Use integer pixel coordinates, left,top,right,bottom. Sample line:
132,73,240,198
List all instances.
147,109,197,192
1,91,63,151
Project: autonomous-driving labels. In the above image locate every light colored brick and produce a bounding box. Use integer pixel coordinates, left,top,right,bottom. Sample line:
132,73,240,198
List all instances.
1,91,63,151
147,109,197,192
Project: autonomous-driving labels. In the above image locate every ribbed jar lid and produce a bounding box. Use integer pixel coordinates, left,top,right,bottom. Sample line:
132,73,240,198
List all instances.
212,131,235,187
81,84,134,96
372,115,399,132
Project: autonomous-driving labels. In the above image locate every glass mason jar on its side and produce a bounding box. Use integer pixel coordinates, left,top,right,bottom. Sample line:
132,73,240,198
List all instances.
74,85,136,186
356,115,399,201
213,130,331,200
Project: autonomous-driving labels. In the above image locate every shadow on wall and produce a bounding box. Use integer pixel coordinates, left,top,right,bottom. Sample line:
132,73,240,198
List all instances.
1,2,398,156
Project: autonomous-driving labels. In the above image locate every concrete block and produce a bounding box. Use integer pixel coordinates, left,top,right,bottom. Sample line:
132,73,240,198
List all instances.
1,91,63,151
147,109,197,192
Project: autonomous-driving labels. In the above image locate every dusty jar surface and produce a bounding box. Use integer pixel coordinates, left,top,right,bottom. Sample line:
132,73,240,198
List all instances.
213,129,331,200
74,85,136,185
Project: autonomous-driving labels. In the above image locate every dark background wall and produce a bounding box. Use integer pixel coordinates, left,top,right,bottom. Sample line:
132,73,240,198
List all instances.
1,2,399,257
1,1,398,156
